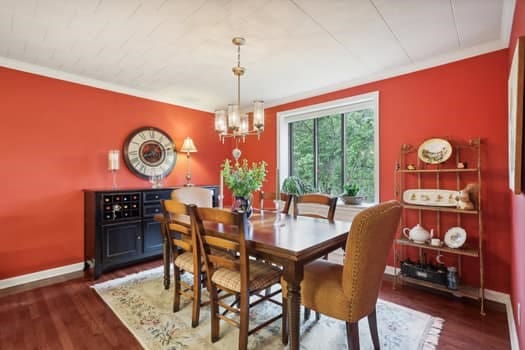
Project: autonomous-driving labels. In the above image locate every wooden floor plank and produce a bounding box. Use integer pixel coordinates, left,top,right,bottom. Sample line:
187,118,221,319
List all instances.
0,259,511,350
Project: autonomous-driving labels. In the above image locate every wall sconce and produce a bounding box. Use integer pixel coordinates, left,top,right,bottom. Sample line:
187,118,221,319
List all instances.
108,149,120,189
180,137,198,186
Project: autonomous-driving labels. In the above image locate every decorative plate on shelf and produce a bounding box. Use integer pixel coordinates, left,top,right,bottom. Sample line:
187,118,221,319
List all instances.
403,189,459,207
417,138,453,164
444,227,467,248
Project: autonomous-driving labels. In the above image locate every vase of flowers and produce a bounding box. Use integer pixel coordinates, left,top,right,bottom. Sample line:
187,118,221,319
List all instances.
222,159,267,218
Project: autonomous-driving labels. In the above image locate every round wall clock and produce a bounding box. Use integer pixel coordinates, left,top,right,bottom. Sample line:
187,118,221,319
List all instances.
123,126,176,179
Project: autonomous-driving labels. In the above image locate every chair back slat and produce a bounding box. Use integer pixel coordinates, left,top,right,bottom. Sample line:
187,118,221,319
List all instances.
294,193,337,220
208,255,240,270
172,238,192,252
203,235,240,252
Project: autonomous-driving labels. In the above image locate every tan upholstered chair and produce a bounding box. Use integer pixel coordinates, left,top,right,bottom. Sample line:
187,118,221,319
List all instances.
282,200,402,349
293,193,337,220
160,199,204,327
190,206,285,350
171,187,213,207
258,190,292,214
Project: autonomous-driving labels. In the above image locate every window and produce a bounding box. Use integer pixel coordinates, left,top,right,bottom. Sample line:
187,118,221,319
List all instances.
278,92,379,203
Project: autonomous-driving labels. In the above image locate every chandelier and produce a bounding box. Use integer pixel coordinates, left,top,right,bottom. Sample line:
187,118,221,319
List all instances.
214,37,264,144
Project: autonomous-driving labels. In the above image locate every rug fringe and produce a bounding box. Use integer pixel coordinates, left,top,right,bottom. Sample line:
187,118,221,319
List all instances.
422,317,444,350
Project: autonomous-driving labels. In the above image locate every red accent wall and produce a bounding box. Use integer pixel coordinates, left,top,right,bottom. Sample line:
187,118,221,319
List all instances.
0,67,230,279
509,0,525,347
244,50,510,293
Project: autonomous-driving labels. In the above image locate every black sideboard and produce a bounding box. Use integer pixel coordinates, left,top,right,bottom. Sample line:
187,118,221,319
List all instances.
84,185,218,279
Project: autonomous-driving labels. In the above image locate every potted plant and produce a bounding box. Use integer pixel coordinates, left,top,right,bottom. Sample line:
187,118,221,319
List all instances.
340,183,366,205
281,176,313,195
222,159,267,217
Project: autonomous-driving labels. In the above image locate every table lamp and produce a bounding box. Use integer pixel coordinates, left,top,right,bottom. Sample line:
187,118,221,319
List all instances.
180,137,198,186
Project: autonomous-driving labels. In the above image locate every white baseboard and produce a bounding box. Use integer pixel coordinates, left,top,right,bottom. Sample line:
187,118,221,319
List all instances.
384,265,520,350
0,262,85,290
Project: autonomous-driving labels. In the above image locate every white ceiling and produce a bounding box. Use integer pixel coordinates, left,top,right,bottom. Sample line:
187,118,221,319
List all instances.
0,0,515,112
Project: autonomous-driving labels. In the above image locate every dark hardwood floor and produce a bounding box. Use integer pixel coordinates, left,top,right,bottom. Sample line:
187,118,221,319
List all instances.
0,258,510,350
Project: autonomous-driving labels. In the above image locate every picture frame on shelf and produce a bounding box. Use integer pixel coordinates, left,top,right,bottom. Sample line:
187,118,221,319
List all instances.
508,35,524,194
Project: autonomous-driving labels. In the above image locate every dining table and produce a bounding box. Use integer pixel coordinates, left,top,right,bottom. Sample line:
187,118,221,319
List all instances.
245,211,351,350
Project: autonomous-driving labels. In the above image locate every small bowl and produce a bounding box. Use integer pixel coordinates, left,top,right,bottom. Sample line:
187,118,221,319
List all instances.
340,195,366,205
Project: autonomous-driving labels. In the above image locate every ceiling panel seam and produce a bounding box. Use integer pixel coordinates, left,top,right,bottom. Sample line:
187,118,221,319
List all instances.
450,0,462,48
369,0,412,64
288,0,361,64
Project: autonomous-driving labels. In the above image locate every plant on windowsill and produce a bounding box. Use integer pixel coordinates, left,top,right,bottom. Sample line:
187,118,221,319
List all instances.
281,176,313,196
340,183,366,205
222,159,267,218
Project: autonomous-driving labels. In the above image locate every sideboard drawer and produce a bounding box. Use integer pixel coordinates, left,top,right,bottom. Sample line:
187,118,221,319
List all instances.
144,190,172,202
143,203,162,217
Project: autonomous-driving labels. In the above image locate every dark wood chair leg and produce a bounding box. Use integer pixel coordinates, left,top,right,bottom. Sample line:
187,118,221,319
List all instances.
304,307,311,321
367,307,380,350
210,286,220,343
239,293,249,350
173,266,181,312
346,321,360,350
191,270,201,328
282,297,288,345
315,311,321,321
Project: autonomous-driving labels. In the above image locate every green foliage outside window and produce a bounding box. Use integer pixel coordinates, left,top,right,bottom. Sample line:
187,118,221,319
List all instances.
289,109,375,201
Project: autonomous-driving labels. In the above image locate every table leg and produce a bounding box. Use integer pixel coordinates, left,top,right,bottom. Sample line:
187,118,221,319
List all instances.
283,265,303,350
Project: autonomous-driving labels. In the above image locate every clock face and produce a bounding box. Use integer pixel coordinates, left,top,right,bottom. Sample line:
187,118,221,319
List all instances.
123,126,176,179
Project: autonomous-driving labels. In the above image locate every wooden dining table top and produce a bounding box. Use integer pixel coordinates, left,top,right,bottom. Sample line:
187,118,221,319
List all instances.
244,211,351,260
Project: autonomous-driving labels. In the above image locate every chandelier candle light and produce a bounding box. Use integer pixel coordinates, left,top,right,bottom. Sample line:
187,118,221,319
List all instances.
180,137,198,187
214,37,264,159
108,150,120,189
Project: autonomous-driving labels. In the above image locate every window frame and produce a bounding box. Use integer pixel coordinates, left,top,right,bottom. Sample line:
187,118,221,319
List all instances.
277,91,380,203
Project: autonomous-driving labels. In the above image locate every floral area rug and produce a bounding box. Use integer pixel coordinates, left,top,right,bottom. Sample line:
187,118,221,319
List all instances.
92,266,443,350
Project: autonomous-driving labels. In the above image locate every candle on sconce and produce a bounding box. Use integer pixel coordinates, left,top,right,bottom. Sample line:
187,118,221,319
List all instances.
108,150,120,171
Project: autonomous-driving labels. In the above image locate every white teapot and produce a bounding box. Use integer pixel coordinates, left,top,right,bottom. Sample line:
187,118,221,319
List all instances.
402,224,433,244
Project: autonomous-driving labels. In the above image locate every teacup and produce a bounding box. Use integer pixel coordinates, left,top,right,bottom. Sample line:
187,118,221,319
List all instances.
430,238,442,247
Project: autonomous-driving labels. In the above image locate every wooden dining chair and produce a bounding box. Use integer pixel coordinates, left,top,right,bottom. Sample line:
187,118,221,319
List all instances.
160,187,214,290
258,190,292,214
294,192,338,322
282,200,402,350
160,199,204,328
293,193,337,220
190,206,285,350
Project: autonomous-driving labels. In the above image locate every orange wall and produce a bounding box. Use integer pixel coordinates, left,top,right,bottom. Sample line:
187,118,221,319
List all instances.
509,0,525,347
0,67,230,279
244,50,510,293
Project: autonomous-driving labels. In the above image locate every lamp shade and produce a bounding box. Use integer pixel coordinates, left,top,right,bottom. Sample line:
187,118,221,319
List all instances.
215,109,227,133
253,100,264,131
180,137,197,153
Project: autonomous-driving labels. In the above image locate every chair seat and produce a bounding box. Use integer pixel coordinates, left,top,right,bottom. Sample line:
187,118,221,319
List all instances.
174,251,194,272
283,260,351,320
174,249,233,272
212,260,282,293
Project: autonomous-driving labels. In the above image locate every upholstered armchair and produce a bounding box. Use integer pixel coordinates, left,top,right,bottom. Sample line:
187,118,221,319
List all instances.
282,200,402,349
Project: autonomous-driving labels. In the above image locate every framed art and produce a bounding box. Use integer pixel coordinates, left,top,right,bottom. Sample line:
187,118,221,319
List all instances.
508,36,525,194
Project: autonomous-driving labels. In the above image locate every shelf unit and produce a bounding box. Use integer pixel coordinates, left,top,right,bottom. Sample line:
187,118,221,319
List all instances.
393,138,485,315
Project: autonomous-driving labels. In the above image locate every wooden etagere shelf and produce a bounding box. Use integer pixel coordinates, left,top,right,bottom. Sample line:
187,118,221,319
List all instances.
396,238,479,257
393,137,485,315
